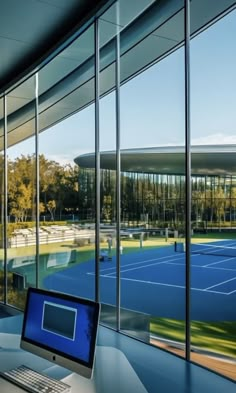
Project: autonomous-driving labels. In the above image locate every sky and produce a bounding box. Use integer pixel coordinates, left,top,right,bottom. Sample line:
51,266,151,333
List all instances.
8,6,236,165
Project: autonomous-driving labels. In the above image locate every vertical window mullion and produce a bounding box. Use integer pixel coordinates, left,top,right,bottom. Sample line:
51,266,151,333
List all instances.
3,95,8,304
115,0,121,331
95,19,100,302
185,0,191,361
35,73,40,288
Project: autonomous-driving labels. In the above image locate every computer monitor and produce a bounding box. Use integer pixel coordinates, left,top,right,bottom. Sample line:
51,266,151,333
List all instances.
20,287,100,378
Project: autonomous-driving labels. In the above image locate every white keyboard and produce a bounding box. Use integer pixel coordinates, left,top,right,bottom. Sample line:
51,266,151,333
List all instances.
0,365,71,393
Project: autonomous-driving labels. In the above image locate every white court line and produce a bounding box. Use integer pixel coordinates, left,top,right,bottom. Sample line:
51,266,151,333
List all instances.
89,253,186,276
203,256,236,267
98,252,199,275
167,256,236,271
98,256,187,277
212,241,236,247
87,255,184,277
204,276,236,291
87,251,236,295
98,275,230,295
205,266,236,272
193,240,236,255
118,261,236,294
218,241,236,246
166,261,236,272
227,289,236,295
98,253,183,273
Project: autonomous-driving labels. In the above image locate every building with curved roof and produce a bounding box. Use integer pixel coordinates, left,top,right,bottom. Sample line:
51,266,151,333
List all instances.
75,144,236,230
75,144,236,176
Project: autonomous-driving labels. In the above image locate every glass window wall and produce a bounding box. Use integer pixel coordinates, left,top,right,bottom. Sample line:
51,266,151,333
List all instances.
98,2,118,327
6,77,37,309
0,97,4,303
38,24,96,301
190,7,236,379
0,0,235,382
120,1,186,351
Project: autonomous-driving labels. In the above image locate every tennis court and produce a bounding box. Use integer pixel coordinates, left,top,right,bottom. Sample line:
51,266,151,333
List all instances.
44,240,236,321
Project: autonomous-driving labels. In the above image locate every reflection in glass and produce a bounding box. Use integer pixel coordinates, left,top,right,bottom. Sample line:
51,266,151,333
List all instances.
98,2,119,329
38,107,95,300
6,77,36,309
37,23,95,300
120,3,186,353
190,8,236,379
0,98,4,303
0,0,234,382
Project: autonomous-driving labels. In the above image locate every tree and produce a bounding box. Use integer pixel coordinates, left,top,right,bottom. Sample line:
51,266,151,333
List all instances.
214,186,227,227
8,155,34,222
192,190,206,225
47,200,56,221
102,195,112,222
9,184,33,222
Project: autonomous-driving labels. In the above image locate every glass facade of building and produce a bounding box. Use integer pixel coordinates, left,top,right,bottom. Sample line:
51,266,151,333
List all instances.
0,0,235,381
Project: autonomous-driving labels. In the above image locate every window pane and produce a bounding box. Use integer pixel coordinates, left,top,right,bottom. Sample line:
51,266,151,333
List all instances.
0,97,3,303
6,77,36,309
190,7,236,380
98,2,118,328
120,1,186,354
38,25,96,302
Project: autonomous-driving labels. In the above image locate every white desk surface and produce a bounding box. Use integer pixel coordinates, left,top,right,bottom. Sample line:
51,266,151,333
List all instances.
0,314,235,393
0,333,147,393
0,377,26,393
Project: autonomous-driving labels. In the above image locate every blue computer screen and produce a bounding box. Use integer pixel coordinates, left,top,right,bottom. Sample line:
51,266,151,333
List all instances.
23,290,96,364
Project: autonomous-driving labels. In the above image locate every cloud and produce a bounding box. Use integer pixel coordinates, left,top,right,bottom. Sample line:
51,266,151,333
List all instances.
46,153,76,166
192,133,236,145
46,147,94,166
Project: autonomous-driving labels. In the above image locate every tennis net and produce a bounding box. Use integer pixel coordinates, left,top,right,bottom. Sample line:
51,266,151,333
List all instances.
175,241,236,257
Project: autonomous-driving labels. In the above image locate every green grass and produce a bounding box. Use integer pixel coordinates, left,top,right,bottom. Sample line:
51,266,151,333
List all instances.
150,317,236,358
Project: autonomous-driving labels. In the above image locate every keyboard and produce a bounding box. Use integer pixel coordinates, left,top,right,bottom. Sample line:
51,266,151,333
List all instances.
0,365,71,393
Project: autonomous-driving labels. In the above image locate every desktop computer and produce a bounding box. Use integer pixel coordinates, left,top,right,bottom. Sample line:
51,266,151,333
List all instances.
0,287,100,392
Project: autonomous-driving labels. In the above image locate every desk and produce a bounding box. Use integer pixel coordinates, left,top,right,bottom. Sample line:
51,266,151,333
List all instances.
0,332,147,393
0,313,235,393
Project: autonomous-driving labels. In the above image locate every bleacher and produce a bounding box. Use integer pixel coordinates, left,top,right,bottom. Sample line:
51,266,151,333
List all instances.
8,226,95,248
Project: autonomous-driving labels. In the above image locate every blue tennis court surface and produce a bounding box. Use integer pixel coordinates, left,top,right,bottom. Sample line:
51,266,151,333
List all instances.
44,240,236,321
